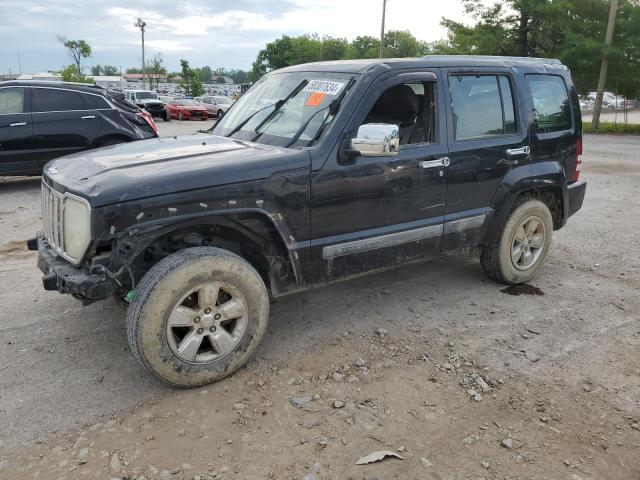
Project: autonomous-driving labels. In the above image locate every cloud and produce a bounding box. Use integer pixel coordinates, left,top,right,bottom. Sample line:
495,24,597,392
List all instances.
0,0,478,74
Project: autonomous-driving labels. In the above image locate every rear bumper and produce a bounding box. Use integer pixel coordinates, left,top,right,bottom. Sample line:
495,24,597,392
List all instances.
31,233,117,301
567,180,587,218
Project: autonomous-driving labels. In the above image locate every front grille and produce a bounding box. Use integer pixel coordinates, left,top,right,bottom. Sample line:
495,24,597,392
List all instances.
41,180,66,257
190,110,204,117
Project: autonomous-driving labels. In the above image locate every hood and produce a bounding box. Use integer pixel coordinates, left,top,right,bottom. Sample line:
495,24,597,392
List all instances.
44,134,310,207
179,105,207,111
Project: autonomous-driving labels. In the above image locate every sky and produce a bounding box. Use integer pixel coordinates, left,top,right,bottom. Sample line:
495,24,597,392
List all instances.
0,0,478,75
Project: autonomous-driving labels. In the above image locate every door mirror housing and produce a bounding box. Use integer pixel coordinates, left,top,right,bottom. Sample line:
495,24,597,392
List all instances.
350,123,400,157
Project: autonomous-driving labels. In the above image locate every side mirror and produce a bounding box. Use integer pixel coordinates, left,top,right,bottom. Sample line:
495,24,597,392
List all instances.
350,123,400,157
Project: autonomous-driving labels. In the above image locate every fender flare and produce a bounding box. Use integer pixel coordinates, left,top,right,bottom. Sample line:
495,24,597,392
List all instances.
108,207,304,287
483,161,568,246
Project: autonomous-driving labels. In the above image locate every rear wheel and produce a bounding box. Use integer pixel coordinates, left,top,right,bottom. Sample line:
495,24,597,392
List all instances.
126,247,269,387
480,198,553,284
163,111,170,122
217,109,224,118
97,137,127,147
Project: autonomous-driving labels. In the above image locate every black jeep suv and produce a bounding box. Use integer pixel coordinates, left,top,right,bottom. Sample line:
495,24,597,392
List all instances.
124,90,170,122
0,81,158,176
31,56,586,387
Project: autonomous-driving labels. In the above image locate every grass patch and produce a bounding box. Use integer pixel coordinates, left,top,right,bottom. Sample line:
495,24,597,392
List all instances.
583,121,640,135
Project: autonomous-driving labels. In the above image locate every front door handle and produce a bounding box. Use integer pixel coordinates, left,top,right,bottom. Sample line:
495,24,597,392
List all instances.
506,146,530,158
9,122,27,127
81,115,96,120
419,156,450,169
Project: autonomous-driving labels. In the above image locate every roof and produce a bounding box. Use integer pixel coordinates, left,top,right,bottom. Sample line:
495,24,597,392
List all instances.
0,80,106,94
276,55,564,74
89,76,123,82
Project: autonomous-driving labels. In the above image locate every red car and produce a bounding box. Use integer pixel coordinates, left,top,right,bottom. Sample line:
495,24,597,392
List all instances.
168,100,209,121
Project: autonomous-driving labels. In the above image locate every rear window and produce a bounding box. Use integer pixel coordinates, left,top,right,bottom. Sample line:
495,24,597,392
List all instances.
0,88,25,114
449,75,517,141
526,75,572,133
34,88,87,112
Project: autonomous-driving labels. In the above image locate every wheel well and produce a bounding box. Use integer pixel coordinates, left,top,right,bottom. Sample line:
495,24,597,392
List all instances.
517,186,564,229
130,214,296,294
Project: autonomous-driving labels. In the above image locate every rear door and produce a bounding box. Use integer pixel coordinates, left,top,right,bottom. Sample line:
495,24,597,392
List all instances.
442,68,529,250
31,87,101,164
0,86,38,175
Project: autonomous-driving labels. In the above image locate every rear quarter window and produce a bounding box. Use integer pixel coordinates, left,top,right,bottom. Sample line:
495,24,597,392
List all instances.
526,75,572,133
84,94,110,109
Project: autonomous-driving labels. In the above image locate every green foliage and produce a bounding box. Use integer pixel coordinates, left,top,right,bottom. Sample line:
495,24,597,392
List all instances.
179,59,205,97
57,36,92,75
91,65,119,76
437,0,640,98
583,121,640,134
59,64,94,84
251,30,430,81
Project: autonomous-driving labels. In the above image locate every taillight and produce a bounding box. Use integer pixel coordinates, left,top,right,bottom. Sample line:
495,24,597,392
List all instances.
137,111,158,135
571,138,582,182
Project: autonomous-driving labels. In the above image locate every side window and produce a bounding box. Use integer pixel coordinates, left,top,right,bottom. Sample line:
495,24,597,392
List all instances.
34,89,87,112
449,75,517,141
83,94,110,109
526,75,571,133
361,81,437,146
0,88,26,114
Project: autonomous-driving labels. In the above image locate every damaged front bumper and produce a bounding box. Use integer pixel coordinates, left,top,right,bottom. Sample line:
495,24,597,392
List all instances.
30,232,118,301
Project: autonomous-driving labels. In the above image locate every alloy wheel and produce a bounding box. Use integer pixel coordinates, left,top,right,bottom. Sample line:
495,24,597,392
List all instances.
510,215,546,271
166,281,248,364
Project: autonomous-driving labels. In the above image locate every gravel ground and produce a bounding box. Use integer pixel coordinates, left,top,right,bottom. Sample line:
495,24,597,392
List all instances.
0,134,638,479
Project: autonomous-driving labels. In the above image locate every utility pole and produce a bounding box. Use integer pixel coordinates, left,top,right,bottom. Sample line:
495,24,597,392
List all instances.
591,0,618,131
379,0,387,59
135,17,147,90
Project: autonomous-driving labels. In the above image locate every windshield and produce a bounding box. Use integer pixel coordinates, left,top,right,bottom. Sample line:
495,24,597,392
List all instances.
212,72,354,148
175,100,196,106
136,92,158,100
215,96,232,105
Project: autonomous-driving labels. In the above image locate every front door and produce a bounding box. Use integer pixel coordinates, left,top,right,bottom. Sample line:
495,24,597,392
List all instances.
309,71,449,282
0,86,37,175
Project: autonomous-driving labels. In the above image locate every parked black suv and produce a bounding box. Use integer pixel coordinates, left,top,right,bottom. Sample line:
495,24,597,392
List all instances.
0,81,158,176
31,56,586,387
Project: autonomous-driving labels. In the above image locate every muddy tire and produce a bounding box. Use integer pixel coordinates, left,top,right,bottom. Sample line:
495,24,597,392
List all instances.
126,247,269,387
480,198,553,285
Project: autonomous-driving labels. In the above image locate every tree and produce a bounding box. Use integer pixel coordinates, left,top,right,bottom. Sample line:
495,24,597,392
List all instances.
91,65,119,76
146,54,167,88
59,64,94,83
384,30,426,57
57,36,92,74
347,35,380,59
438,0,640,97
322,37,349,60
179,59,205,97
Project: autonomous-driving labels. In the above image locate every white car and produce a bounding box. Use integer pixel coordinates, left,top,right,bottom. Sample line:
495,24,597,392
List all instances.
194,96,234,117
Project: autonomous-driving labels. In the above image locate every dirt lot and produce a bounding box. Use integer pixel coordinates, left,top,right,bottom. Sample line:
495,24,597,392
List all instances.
0,132,638,479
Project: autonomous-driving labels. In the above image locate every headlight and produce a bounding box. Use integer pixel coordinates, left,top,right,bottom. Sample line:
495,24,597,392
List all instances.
63,196,91,262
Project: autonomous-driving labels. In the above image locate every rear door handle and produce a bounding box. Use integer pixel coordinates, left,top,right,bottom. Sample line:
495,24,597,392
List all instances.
9,122,27,127
506,146,530,158
81,115,96,120
419,157,450,169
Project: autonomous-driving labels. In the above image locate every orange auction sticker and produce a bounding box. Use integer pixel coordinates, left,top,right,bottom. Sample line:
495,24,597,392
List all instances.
305,92,326,107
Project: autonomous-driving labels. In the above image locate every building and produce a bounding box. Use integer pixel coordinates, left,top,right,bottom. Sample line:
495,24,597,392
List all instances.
88,75,127,89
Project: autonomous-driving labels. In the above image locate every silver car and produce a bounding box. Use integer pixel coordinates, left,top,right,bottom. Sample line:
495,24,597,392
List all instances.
194,96,234,117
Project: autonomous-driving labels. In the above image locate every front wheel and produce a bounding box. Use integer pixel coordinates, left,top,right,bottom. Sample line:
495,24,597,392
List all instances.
178,111,184,121
480,198,553,285
126,247,269,387
217,110,224,118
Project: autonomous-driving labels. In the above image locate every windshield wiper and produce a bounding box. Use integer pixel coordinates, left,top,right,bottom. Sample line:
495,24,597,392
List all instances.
284,77,355,148
251,80,309,141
